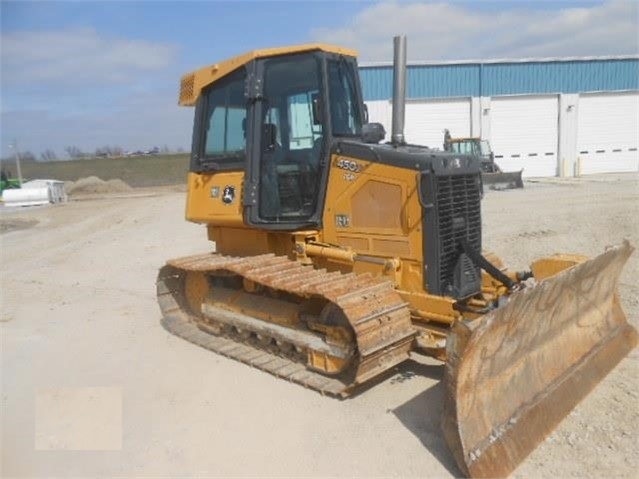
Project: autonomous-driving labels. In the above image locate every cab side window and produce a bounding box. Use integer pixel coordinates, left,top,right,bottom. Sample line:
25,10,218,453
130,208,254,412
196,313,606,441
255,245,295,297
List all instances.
203,68,247,162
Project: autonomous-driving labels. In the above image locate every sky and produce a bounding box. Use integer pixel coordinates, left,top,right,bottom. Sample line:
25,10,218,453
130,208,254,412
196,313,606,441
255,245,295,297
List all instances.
1,0,638,159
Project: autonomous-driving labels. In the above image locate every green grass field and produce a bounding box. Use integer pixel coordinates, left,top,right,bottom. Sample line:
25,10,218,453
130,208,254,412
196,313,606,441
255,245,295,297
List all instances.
2,154,191,188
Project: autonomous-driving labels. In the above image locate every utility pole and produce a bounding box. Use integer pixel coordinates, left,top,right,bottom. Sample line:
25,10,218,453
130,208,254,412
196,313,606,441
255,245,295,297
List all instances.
9,139,23,186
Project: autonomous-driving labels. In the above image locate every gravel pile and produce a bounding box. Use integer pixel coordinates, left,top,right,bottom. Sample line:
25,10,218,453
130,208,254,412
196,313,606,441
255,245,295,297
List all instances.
65,176,132,196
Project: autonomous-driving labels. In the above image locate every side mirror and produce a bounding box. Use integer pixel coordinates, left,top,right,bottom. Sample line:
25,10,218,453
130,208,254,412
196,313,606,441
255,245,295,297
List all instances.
363,104,369,124
362,122,386,144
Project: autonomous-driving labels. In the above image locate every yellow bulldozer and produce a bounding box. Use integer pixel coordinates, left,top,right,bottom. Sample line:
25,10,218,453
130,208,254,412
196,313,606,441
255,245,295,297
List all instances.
443,130,524,190
157,37,636,477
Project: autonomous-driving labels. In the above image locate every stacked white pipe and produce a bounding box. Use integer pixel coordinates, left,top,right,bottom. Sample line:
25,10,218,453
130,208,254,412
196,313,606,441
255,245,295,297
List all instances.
2,180,67,207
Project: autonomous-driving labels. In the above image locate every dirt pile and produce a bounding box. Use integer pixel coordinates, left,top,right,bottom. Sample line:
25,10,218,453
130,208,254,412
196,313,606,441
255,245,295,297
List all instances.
66,176,132,196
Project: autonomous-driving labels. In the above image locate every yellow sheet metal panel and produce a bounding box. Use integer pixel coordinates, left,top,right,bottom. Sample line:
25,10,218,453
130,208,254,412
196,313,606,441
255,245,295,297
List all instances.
179,43,358,106
351,180,403,229
319,152,428,295
322,153,423,262
530,253,588,280
185,171,244,226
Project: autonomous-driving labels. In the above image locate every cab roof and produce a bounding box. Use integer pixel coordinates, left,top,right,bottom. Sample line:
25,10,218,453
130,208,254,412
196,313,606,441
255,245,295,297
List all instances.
179,43,358,106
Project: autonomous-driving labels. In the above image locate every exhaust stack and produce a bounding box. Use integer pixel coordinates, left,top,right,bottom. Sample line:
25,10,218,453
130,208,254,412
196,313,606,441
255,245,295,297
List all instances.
391,36,407,146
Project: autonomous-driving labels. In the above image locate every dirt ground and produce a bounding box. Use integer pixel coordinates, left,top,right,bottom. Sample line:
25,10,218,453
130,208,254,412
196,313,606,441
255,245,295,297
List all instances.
1,173,637,478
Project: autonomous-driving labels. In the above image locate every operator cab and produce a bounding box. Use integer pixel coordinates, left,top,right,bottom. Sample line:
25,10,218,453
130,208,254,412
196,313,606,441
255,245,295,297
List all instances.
446,138,491,159
189,48,365,230
443,133,497,173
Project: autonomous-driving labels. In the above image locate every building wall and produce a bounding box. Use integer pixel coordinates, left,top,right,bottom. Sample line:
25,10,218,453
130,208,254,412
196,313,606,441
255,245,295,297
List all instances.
359,65,480,101
481,60,639,96
360,57,639,177
360,57,639,100
558,93,579,176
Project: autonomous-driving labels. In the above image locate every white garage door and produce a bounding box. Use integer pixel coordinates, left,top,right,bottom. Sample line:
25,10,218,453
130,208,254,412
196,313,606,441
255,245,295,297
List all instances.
490,95,559,177
577,92,639,175
364,98,471,149
404,98,471,149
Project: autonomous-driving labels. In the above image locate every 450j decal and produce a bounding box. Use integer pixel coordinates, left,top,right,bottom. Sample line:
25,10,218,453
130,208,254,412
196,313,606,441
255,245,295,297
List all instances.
335,158,361,173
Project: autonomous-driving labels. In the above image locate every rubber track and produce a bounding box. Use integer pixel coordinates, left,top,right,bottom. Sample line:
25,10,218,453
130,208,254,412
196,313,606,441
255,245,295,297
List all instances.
157,252,415,397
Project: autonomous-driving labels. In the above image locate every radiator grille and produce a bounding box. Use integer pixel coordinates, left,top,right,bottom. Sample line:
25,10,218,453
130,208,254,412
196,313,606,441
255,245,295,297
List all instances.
436,174,482,295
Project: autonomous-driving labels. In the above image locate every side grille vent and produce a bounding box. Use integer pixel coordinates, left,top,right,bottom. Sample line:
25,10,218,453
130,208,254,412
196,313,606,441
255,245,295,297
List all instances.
434,174,482,298
179,74,195,105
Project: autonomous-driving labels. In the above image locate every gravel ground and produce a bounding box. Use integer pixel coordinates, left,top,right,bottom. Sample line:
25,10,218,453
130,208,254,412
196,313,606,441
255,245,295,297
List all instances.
1,173,637,478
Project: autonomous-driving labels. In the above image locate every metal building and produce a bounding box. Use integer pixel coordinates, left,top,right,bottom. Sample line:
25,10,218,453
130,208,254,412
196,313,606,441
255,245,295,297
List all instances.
360,56,639,177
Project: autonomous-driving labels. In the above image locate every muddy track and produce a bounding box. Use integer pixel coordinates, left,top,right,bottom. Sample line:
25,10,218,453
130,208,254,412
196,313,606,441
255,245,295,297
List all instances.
157,252,416,397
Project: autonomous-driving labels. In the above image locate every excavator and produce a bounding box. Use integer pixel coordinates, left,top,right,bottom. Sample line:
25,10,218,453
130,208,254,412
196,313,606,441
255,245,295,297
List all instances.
157,37,637,477
443,130,524,190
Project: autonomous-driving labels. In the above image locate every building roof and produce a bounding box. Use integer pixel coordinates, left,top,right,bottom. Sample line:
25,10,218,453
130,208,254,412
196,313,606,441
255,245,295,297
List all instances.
359,55,639,68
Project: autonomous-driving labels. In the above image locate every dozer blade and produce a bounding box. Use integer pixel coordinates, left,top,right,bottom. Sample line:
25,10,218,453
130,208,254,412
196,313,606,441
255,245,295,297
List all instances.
482,170,524,190
442,241,637,478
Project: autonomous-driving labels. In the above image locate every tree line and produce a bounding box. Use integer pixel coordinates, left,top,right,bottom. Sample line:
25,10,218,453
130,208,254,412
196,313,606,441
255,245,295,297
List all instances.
1,145,186,163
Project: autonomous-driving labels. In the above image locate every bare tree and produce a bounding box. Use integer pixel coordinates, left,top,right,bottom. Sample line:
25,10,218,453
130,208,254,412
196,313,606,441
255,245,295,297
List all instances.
19,150,36,162
95,146,110,158
111,146,124,157
40,149,58,162
65,145,84,159
95,145,125,158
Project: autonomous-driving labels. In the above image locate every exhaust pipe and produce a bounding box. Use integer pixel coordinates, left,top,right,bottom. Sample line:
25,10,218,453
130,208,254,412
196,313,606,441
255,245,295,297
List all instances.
391,35,407,146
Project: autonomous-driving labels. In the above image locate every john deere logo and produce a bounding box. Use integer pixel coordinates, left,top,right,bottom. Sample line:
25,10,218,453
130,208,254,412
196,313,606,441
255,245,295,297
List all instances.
222,185,235,204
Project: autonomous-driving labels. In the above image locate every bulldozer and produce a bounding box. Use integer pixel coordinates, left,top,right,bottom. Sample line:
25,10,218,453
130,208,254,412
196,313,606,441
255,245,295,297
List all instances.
443,130,524,190
157,37,637,477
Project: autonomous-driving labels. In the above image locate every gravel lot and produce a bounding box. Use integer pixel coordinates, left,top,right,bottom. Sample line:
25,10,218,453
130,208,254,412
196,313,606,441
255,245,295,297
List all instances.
2,173,637,478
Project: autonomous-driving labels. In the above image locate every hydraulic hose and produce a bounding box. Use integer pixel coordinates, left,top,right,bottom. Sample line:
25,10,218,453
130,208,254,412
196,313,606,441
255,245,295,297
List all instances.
459,238,517,291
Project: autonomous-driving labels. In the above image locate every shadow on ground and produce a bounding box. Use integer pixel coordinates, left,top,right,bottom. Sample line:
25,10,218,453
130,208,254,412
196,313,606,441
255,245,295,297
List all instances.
0,218,38,234
392,359,463,477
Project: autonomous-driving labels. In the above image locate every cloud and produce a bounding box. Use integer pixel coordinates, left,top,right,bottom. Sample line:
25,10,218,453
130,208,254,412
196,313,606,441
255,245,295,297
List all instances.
1,27,179,86
310,1,639,61
1,27,186,157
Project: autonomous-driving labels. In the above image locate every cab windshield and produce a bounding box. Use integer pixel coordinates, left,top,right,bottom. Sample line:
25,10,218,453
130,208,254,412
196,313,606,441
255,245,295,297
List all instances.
450,140,477,155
